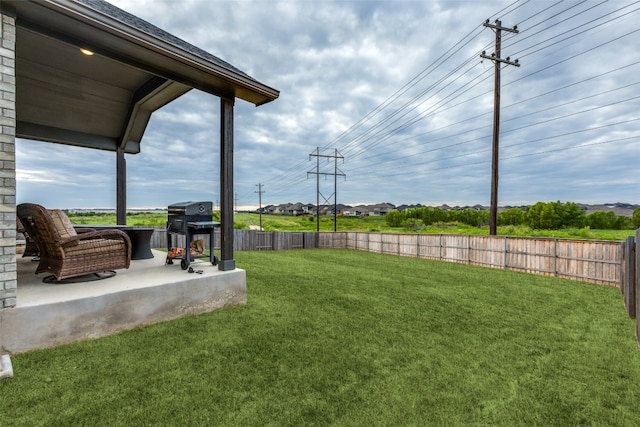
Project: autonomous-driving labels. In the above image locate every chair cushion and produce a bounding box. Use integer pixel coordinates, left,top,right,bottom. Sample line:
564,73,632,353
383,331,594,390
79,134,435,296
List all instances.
48,209,78,241
66,237,127,256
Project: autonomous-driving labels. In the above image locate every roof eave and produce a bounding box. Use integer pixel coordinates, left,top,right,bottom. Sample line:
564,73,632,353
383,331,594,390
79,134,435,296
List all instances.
37,0,280,105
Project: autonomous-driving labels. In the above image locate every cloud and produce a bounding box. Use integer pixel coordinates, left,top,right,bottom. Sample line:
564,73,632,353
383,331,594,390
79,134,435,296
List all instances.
16,0,640,209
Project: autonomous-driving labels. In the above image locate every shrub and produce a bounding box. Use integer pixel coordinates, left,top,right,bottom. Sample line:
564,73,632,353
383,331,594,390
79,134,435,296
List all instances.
402,218,425,231
385,210,404,227
499,207,525,226
632,208,640,229
525,201,586,229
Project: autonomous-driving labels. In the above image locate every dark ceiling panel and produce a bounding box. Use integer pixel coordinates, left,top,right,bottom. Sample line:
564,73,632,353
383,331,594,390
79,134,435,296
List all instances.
3,0,279,153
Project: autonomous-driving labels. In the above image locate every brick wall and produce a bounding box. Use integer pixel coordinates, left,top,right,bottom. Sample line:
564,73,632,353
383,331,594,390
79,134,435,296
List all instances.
0,12,17,309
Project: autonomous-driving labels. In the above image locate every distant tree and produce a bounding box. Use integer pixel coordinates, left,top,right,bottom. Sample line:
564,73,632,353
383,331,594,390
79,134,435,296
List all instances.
498,207,525,226
524,202,546,229
633,208,640,229
540,203,561,229
477,210,490,226
404,208,422,220
616,216,633,230
450,209,472,226
554,201,586,228
430,207,449,224
385,210,404,227
587,211,617,229
451,208,489,227
525,201,586,229
411,207,448,225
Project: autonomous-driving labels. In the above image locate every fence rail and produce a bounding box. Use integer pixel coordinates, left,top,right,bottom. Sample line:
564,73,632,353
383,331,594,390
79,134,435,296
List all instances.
150,228,623,286
340,232,622,286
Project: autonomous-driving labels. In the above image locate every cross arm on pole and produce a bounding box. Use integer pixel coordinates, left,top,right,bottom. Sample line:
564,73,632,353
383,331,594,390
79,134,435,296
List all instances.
483,19,519,33
480,52,520,67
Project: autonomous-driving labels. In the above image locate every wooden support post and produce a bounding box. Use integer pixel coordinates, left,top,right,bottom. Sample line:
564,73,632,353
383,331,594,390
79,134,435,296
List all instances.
219,97,235,271
116,147,126,225
480,20,519,235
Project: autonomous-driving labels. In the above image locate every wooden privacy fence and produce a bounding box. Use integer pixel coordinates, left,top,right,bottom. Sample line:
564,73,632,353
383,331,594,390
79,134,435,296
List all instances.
319,232,623,286
149,228,318,251
151,227,623,287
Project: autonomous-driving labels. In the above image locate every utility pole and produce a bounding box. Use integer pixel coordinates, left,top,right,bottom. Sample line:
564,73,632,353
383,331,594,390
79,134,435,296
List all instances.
480,19,520,236
234,193,239,212
308,147,345,232
255,183,265,230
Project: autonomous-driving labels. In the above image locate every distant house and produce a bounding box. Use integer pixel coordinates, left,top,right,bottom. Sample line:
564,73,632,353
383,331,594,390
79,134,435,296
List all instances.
396,204,423,211
342,208,360,217
257,205,277,214
367,203,395,217
261,202,400,217
346,205,372,217
267,202,314,216
287,202,312,216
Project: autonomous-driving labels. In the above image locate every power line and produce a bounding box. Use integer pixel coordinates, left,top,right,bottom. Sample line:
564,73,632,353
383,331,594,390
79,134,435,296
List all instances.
346,134,640,181
253,1,640,206
346,95,640,178
345,25,640,174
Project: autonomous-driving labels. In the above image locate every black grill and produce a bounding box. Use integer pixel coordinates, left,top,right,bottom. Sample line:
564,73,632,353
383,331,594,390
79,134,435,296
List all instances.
166,201,219,269
167,201,213,234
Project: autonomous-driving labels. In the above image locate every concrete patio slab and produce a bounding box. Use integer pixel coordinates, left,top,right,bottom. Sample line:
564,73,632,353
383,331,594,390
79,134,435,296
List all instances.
0,250,246,354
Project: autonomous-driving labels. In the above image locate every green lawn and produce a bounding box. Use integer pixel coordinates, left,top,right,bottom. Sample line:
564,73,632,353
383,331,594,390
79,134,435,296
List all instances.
2,249,639,426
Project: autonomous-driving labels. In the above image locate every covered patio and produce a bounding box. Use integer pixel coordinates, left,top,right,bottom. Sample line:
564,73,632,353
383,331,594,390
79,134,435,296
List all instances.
0,0,278,355
4,250,246,354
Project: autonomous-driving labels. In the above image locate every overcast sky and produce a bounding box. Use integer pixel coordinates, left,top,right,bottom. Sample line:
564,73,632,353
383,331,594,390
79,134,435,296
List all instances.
15,0,640,210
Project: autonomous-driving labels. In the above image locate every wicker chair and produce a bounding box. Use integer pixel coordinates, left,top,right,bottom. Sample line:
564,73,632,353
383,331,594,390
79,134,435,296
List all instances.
16,217,39,257
17,203,131,281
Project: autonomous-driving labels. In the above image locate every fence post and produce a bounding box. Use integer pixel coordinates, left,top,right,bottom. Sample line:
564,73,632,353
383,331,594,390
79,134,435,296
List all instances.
636,229,640,347
623,236,636,318
554,238,558,278
504,236,508,269
621,238,628,297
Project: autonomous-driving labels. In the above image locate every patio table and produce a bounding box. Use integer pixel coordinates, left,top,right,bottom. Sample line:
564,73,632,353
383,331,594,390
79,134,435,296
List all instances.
76,225,155,260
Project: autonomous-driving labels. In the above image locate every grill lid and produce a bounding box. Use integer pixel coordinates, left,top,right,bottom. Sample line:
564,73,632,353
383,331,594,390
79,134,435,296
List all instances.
168,201,213,216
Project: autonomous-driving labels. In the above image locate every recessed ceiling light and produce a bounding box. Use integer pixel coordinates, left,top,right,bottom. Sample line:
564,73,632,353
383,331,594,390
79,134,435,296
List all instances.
80,48,94,56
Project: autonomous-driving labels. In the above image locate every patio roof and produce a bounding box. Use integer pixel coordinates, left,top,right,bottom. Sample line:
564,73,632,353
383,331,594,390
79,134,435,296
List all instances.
2,0,280,154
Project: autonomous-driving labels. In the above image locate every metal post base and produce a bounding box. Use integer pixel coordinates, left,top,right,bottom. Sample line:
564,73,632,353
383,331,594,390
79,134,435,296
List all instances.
218,259,236,271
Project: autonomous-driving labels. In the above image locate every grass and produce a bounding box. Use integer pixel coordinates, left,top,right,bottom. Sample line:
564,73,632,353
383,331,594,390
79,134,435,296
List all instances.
2,249,640,426
68,212,167,227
